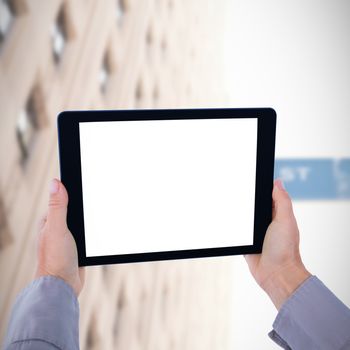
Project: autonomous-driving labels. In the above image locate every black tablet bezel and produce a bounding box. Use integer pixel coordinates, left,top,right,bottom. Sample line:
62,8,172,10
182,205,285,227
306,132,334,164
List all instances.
57,108,276,266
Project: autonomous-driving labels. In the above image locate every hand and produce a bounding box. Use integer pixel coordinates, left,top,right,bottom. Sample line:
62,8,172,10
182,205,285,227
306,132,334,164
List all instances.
35,179,85,297
245,179,311,310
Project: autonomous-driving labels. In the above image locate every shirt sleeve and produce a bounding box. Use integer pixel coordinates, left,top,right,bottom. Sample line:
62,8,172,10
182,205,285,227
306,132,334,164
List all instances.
2,276,79,350
268,275,350,350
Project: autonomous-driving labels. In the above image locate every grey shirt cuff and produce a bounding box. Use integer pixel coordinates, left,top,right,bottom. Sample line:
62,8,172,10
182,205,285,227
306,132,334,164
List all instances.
3,276,79,350
269,275,350,350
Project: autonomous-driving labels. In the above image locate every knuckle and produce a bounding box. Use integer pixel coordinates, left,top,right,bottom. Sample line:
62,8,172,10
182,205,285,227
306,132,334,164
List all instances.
49,197,65,209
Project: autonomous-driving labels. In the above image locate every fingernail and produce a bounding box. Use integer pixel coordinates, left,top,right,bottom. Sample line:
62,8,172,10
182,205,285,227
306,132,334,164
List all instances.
275,178,285,191
50,179,59,194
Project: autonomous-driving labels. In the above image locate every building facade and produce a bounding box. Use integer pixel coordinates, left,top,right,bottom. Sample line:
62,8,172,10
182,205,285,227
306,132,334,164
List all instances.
0,0,234,348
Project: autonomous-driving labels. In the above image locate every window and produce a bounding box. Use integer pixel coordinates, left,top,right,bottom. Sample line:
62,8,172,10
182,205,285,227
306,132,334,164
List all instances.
0,0,15,48
0,196,11,250
85,313,100,349
134,79,143,108
16,87,41,164
116,0,126,26
146,25,153,46
153,83,159,105
161,36,167,54
99,52,112,94
51,6,68,64
113,285,126,341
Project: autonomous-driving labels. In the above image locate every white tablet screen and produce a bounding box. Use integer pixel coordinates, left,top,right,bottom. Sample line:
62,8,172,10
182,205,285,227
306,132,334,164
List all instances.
79,118,257,257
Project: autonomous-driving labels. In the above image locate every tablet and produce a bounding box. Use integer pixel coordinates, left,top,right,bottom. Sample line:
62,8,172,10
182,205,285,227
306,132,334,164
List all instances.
57,108,276,266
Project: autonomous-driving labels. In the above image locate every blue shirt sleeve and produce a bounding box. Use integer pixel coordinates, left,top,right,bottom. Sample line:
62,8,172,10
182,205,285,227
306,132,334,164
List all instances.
269,275,350,350
3,276,79,350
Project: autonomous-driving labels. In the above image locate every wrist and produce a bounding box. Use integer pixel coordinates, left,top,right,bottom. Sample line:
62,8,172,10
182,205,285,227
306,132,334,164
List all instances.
35,268,80,297
262,264,312,310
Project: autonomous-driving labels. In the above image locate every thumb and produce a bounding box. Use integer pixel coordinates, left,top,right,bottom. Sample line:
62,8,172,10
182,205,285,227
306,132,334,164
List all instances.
47,178,68,227
244,253,260,273
272,179,294,222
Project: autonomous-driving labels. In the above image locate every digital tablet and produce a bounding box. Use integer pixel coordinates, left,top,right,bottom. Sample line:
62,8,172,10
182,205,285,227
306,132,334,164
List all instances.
57,108,276,266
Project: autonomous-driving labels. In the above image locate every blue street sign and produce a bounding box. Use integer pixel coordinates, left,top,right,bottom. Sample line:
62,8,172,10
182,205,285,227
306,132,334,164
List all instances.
274,158,350,200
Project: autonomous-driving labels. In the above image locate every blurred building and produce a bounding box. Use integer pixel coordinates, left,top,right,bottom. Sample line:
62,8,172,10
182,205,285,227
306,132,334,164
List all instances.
0,0,234,349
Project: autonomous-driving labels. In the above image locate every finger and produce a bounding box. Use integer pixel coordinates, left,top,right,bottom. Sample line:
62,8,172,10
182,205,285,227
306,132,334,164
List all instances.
244,253,260,272
47,178,69,227
271,188,276,219
272,179,294,222
38,213,47,231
